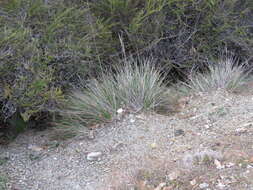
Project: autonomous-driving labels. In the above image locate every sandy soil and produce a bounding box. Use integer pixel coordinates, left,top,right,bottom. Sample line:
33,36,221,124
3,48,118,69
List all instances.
1,90,253,190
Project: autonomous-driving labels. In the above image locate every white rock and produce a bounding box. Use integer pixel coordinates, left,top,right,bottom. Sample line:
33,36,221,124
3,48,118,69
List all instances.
88,130,95,139
199,183,209,189
204,124,210,129
168,170,180,181
117,108,124,114
136,114,145,120
154,182,166,190
242,123,253,128
28,145,43,152
216,182,226,189
130,119,135,123
190,179,197,186
235,128,247,133
87,152,102,161
214,159,224,169
225,162,235,168
150,142,157,149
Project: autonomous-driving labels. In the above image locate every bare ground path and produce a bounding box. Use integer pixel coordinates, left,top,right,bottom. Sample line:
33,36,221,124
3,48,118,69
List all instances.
1,91,253,190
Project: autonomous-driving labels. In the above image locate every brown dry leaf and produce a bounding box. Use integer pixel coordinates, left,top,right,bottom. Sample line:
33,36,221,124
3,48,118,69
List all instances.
150,142,157,149
250,156,253,163
177,113,195,119
162,186,174,190
154,182,166,190
90,124,100,129
136,180,152,190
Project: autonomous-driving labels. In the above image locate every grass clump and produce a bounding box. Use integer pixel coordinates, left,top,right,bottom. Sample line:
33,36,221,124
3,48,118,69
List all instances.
116,58,168,112
183,150,223,168
62,75,119,127
185,55,250,93
59,58,168,131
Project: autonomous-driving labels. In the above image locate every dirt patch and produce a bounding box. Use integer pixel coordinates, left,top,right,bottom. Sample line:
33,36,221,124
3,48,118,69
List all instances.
1,91,253,190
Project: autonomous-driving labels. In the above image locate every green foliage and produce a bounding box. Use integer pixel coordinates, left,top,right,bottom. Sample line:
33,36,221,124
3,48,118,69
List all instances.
157,0,253,71
59,58,168,132
0,0,167,129
0,0,95,124
91,0,166,52
0,0,252,134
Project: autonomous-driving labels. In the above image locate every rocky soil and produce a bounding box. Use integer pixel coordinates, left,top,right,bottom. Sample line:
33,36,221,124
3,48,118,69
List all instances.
1,90,253,190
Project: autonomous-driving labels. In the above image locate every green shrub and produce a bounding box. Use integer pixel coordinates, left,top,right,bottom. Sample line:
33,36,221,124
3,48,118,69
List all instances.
58,58,168,131
0,0,112,127
0,0,166,128
156,0,253,72
91,0,166,52
0,0,89,123
1,0,252,134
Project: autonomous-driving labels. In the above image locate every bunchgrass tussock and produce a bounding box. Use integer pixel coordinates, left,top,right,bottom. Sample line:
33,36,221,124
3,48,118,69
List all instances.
115,58,168,112
60,74,119,127
185,55,250,93
58,57,168,132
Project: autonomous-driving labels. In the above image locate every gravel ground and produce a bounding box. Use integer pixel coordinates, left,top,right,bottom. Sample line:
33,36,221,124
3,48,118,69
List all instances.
1,90,253,190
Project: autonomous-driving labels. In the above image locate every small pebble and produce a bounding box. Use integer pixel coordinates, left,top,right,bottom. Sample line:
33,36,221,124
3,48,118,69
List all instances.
214,159,224,169
216,182,226,189
174,129,184,137
150,143,157,149
235,128,247,133
28,145,43,152
88,130,95,140
87,152,102,161
168,170,180,181
199,183,209,189
204,124,211,129
190,179,197,186
117,108,124,114
225,162,235,168
154,182,166,190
